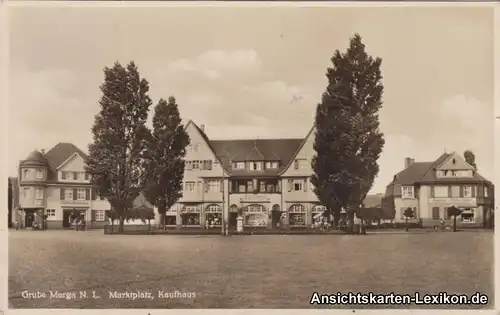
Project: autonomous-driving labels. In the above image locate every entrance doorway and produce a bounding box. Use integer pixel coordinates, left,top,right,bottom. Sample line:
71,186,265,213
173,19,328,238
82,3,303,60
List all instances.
271,204,281,228
25,210,35,228
229,212,238,229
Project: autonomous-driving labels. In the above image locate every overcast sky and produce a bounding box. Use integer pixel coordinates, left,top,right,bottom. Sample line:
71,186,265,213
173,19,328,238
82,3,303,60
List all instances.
8,4,494,194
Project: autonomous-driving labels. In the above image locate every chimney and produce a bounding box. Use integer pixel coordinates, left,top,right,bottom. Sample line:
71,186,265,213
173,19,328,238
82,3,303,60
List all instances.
404,157,414,169
200,124,205,132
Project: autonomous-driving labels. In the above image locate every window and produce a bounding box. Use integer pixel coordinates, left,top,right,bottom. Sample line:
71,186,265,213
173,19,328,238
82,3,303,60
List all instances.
205,205,222,227
444,207,451,219
265,161,278,169
289,204,306,226
293,180,303,192
85,173,90,180
432,207,440,220
433,186,448,198
95,210,106,221
64,189,73,200
77,188,86,200
23,169,29,179
463,185,472,198
401,186,414,199
249,162,262,171
461,209,474,223
206,180,221,193
194,144,199,152
260,180,266,192
78,172,85,180
36,169,43,179
192,161,200,170
442,170,448,177
232,162,245,169
181,205,200,226
484,187,489,197
72,172,78,180
400,207,417,220
451,170,457,176
451,186,460,198
35,188,43,199
245,204,266,213
247,180,254,192
46,209,56,217
23,188,30,198
185,181,195,192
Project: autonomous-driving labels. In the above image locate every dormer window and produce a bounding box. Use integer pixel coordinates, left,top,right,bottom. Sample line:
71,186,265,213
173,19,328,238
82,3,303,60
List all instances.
402,186,414,199
249,162,262,171
452,159,456,164
23,169,29,179
232,162,245,169
451,170,457,176
35,169,43,179
265,161,279,169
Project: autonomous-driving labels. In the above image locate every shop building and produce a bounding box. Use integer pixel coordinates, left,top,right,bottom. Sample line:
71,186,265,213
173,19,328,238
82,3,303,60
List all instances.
15,143,111,229
159,121,335,230
382,153,494,228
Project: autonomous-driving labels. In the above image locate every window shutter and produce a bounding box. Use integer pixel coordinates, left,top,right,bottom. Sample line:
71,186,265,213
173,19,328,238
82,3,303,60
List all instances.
294,160,299,170
91,188,97,200
448,186,452,197
471,185,476,197
62,172,66,179
204,181,209,193
288,180,292,192
208,160,213,170
220,180,224,193
73,188,77,200
413,207,418,219
91,210,96,222
60,188,64,200
277,181,282,192
73,172,78,180
86,188,90,200
84,173,89,180
303,179,307,192
430,186,435,198
478,185,483,197
459,186,464,197
400,207,405,219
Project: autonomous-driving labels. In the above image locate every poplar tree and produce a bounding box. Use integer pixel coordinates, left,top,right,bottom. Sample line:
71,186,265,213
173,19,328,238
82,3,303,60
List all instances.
85,61,152,233
311,34,385,232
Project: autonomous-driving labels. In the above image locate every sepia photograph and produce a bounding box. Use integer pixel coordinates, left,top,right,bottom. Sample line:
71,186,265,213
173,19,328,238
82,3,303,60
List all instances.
7,2,495,310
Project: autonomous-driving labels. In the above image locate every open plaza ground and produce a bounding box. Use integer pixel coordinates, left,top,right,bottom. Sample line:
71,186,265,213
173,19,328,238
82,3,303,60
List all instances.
9,230,493,309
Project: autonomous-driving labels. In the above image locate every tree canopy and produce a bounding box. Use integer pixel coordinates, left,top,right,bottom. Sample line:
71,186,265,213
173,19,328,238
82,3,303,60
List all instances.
311,33,385,229
464,150,477,171
143,96,190,228
85,61,152,232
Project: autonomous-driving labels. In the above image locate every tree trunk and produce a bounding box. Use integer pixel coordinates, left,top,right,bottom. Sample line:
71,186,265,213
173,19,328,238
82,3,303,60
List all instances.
119,216,125,233
453,216,457,232
405,218,409,232
347,211,355,234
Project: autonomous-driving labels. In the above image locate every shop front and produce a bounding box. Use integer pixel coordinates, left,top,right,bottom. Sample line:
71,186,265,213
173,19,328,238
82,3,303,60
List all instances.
288,204,306,227
205,204,222,228
62,207,88,228
243,204,267,227
165,207,177,227
181,204,201,227
311,205,327,227
426,197,480,227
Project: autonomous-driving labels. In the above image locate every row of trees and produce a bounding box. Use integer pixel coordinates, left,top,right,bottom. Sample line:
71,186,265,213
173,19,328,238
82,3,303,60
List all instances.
84,62,190,232
84,34,478,234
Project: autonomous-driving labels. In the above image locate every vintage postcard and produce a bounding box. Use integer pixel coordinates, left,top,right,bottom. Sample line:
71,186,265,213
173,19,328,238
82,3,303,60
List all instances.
5,1,497,313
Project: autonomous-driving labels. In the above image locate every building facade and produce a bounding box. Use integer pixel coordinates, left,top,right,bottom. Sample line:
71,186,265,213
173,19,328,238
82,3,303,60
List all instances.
157,121,331,230
382,153,494,228
15,143,110,229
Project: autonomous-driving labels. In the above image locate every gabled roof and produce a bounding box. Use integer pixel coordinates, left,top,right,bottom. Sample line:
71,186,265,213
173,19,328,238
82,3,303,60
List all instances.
362,194,384,208
210,139,303,177
278,125,315,175
42,143,88,182
387,152,492,189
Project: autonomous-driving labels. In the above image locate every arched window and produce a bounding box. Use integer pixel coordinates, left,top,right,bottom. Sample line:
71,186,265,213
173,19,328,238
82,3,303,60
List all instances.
289,204,305,213
244,204,266,213
205,204,222,213
272,204,281,212
288,204,306,226
229,204,239,213
312,205,327,213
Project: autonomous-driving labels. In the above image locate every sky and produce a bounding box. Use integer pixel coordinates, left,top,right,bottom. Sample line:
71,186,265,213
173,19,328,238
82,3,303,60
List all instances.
8,4,494,194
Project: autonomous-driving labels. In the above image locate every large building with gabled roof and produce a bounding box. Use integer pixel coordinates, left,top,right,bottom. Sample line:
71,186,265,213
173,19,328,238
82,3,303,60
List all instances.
382,153,494,228
163,120,327,229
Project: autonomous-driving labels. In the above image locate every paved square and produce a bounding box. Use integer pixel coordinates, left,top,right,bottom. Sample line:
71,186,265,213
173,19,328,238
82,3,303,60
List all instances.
9,230,493,309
